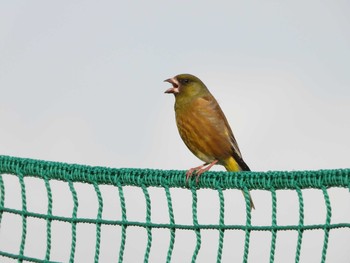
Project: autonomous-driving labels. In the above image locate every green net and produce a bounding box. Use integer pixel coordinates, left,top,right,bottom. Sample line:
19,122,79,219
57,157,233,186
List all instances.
0,155,349,262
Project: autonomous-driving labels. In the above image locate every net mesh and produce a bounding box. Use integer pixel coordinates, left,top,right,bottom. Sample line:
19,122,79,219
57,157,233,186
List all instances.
0,155,349,262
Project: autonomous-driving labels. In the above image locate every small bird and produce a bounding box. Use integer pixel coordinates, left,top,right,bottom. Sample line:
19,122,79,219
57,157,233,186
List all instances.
165,73,254,209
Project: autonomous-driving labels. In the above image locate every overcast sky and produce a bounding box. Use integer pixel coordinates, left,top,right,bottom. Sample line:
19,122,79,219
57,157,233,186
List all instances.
0,1,349,262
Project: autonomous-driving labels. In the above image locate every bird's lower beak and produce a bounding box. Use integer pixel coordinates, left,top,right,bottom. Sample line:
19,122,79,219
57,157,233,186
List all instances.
164,78,179,94
164,87,176,94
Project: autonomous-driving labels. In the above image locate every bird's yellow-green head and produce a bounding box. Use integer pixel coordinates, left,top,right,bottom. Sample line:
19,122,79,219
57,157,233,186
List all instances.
164,74,209,101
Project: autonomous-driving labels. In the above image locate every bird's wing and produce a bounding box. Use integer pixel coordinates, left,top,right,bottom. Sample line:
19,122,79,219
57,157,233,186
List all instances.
198,95,242,154
196,95,250,171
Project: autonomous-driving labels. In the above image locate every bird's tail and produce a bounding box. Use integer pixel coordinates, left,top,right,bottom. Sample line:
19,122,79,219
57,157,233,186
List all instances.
244,191,255,210
224,156,255,210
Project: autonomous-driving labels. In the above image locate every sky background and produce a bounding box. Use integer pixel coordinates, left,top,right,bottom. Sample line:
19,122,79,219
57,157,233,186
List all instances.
0,1,349,262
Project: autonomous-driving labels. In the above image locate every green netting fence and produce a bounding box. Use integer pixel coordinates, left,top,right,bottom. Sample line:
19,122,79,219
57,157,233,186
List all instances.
0,155,349,263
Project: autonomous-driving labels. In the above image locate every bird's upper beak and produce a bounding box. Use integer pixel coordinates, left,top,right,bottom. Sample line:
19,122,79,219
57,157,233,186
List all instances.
164,78,180,94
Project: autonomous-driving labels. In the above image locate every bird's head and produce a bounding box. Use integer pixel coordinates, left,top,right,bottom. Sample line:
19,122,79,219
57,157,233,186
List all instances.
164,74,208,99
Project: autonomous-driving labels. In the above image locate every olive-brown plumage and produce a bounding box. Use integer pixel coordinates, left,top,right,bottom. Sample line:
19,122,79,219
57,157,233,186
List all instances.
165,73,254,209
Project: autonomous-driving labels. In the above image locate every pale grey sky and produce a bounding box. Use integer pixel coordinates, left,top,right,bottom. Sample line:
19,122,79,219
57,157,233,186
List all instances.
0,1,349,262
1,1,350,171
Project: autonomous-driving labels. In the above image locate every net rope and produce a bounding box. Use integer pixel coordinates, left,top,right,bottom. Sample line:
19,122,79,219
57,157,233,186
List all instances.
0,155,349,262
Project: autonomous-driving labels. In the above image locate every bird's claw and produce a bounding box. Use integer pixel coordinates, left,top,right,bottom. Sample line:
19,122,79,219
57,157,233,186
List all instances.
185,160,218,184
186,166,203,184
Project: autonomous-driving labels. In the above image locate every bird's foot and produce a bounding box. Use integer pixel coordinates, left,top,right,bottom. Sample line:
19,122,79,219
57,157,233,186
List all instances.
186,160,218,184
195,160,218,183
186,164,207,183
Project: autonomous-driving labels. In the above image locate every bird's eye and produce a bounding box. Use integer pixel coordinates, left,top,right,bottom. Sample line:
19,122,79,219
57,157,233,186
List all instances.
183,79,190,84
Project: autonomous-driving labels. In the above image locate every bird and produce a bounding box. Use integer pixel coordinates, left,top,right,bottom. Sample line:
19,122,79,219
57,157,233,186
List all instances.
164,73,255,210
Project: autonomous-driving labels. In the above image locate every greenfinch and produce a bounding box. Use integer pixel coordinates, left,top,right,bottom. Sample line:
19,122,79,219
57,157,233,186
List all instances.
165,73,255,209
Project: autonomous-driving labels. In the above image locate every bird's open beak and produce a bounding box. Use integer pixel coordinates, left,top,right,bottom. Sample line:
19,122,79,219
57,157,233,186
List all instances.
164,78,180,94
